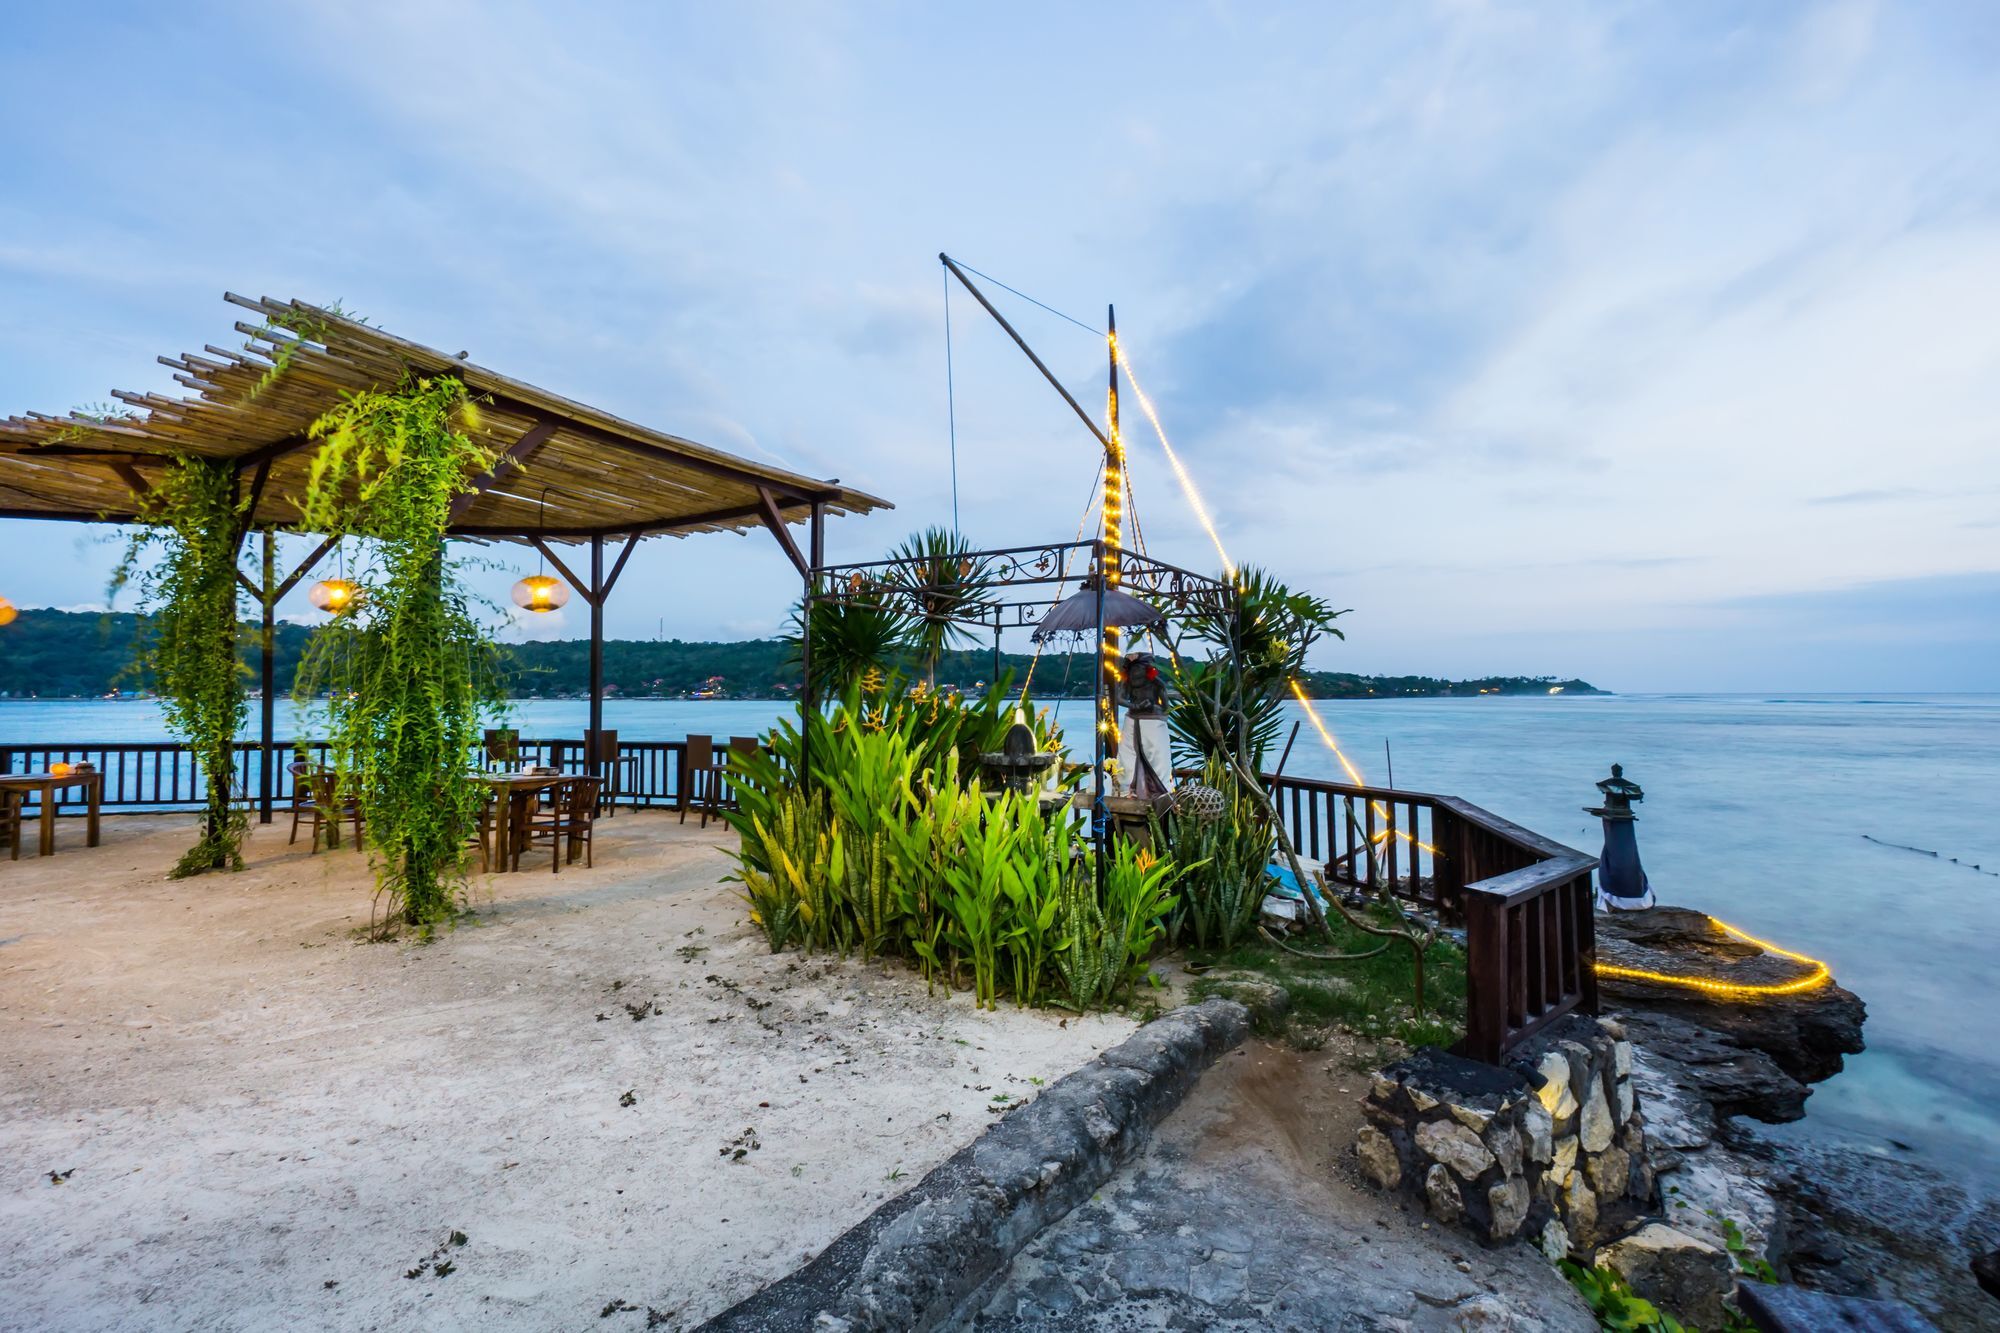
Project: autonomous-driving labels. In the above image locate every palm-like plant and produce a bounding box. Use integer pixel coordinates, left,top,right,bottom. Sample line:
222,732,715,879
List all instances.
785,590,911,696
887,527,994,681
1169,566,1347,770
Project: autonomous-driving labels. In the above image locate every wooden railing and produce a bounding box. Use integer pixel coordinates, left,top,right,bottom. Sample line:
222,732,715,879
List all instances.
0,738,692,814
1263,772,1598,1065
6,739,1592,1065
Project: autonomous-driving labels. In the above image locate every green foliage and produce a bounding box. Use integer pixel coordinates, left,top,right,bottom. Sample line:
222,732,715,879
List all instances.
1056,839,1177,1012
1169,566,1347,769
1157,756,1270,951
292,376,507,936
787,594,912,697
884,526,994,680
111,457,250,877
1187,912,1467,1052
720,676,1171,1013
1559,1260,1687,1332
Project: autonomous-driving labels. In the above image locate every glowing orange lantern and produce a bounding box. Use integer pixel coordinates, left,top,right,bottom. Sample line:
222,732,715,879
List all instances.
50,762,73,777
0,596,15,627
308,578,361,614
511,573,569,613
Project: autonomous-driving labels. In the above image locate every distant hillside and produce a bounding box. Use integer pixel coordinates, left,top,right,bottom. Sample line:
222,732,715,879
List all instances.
0,608,1604,700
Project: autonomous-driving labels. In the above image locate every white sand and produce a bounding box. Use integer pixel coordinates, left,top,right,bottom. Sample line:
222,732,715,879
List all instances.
0,812,1133,1331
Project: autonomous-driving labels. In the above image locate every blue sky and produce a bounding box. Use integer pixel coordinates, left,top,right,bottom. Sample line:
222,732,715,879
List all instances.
1,2,1996,691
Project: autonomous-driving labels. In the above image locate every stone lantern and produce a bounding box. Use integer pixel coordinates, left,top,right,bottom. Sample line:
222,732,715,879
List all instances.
1587,763,1653,911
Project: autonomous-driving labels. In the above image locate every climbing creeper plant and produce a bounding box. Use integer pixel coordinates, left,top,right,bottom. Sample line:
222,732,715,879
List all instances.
112,457,251,877
293,375,506,936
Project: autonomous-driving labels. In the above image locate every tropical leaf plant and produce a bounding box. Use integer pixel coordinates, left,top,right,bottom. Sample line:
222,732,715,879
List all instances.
111,456,252,877
292,375,508,937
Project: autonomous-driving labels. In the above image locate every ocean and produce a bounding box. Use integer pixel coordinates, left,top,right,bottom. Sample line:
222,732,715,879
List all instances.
4,692,1995,1178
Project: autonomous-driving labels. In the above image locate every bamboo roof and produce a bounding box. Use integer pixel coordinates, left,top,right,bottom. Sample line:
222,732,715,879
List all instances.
0,294,890,545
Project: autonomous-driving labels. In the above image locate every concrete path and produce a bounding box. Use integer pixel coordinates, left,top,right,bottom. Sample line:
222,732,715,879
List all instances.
969,1041,1595,1331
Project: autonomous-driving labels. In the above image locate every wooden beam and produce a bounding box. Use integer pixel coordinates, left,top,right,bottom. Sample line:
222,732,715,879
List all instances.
448,418,558,526
755,486,810,579
106,458,150,501
530,538,594,607
473,388,840,504
601,533,641,599
273,536,339,601
230,432,318,474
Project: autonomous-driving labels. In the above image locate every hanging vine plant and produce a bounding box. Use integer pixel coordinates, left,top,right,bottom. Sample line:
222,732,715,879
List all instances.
293,374,507,937
111,456,251,877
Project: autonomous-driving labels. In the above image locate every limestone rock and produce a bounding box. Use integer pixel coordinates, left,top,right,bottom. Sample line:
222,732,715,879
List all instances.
1536,1051,1579,1118
1450,1101,1495,1134
1523,1101,1554,1164
1597,906,1865,1084
1599,1223,1734,1330
1552,1136,1578,1182
1586,1146,1630,1198
1488,1176,1529,1240
1579,1080,1614,1154
1416,1118,1495,1182
1539,1218,1571,1262
1613,1038,1633,1077
1425,1163,1463,1223
1619,1009,1807,1124
1614,1076,1635,1125
1355,1124,1401,1191
1564,1170,1599,1244
1485,1122,1523,1178
1408,1085,1439,1113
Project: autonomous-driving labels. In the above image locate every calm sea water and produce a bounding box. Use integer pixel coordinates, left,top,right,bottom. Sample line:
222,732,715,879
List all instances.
4,693,1995,1176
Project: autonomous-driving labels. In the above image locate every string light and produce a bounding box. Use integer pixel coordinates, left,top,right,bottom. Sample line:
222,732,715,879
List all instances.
1120,333,1832,1000
1595,917,1831,997
1114,345,1234,578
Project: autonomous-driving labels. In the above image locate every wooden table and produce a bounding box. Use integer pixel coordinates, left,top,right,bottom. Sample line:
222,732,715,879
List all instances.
473,772,561,874
1,770,104,860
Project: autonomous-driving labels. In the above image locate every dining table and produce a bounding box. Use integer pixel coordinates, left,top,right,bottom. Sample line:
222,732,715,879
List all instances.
1,769,104,860
472,770,563,874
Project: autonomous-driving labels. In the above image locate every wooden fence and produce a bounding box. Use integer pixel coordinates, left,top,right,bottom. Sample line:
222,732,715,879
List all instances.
2,738,1595,1067
0,738,693,814
1263,772,1598,1064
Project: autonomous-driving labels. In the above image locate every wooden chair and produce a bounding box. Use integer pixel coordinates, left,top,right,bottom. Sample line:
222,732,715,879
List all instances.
285,760,318,846
303,770,366,853
583,729,620,816
468,790,498,871
1,787,19,862
484,728,520,767
515,776,602,872
722,736,761,815
681,735,722,828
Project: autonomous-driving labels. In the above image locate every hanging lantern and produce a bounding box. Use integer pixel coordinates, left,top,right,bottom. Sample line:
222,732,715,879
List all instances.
0,596,16,627
308,578,361,614
511,573,569,613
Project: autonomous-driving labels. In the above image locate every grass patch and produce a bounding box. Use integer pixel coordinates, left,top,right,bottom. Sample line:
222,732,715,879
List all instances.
1186,907,1466,1056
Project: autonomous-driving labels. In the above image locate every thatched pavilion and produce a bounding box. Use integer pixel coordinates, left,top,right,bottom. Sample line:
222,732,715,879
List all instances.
0,293,890,816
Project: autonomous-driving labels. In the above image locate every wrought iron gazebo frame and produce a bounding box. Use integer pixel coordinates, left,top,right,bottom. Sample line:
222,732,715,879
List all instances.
800,538,1236,879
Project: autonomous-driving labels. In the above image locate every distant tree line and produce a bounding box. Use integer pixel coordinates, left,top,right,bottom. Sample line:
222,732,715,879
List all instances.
0,608,1604,700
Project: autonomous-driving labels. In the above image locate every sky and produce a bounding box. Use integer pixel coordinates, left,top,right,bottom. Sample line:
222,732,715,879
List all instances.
1,1,1996,692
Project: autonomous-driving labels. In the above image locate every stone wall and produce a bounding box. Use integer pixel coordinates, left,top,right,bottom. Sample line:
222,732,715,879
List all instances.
1355,1014,1652,1257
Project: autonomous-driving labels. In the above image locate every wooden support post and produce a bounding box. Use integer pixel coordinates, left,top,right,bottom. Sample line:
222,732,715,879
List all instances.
259,530,277,824
589,535,605,753
799,501,824,787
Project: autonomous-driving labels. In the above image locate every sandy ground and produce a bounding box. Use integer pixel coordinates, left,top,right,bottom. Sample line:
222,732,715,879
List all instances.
0,812,1133,1332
